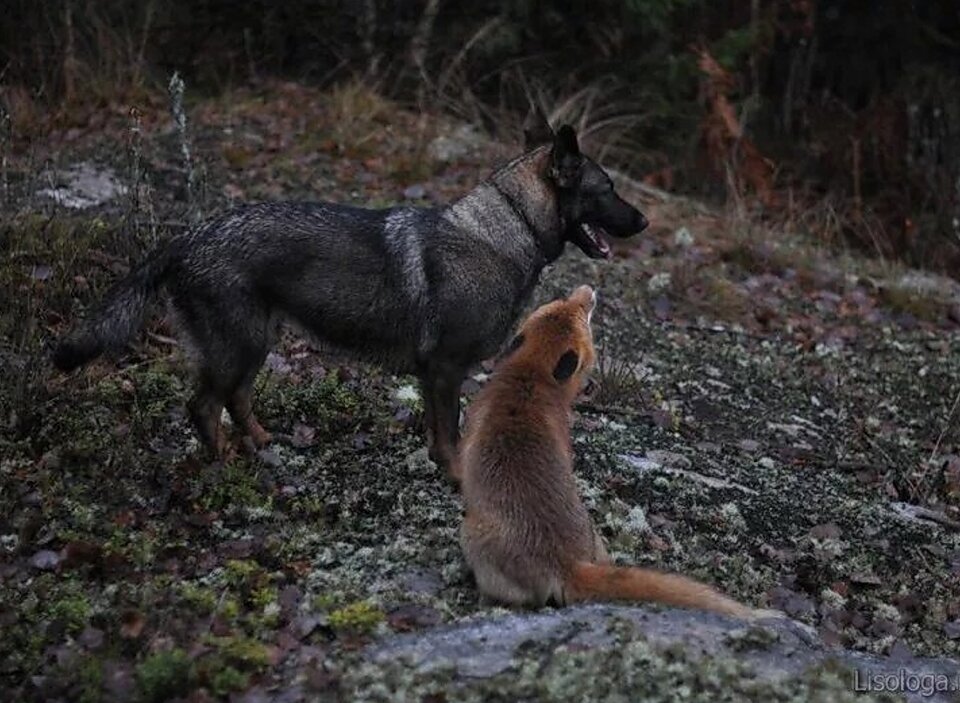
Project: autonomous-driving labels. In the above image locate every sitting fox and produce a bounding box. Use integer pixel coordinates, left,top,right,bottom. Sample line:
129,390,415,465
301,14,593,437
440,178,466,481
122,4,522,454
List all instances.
456,285,767,618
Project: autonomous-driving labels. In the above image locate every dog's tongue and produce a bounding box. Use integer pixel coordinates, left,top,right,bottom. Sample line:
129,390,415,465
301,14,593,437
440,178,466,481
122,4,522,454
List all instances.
581,224,612,259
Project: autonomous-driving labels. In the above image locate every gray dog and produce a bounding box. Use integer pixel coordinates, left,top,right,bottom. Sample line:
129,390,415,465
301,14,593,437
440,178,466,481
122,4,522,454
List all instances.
53,110,648,469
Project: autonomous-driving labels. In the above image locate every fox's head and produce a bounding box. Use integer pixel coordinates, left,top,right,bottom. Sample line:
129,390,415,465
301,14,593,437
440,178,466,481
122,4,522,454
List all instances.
524,109,648,259
501,285,597,398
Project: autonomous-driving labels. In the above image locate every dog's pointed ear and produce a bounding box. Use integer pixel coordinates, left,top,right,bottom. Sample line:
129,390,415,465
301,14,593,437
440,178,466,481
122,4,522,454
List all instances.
553,349,580,382
523,106,554,149
550,125,583,188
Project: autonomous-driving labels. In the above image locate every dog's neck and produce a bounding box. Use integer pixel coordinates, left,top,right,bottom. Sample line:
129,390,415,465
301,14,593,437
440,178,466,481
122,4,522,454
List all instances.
488,145,563,261
486,147,564,261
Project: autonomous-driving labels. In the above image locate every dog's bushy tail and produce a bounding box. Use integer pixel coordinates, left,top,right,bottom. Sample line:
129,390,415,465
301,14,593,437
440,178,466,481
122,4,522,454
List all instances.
567,561,756,618
53,245,174,372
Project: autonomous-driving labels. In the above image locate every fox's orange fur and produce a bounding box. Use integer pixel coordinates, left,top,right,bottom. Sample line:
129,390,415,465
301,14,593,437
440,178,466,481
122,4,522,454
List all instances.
457,285,763,618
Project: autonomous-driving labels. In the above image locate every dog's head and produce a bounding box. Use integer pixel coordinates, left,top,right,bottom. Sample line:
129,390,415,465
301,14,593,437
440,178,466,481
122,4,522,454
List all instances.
525,109,648,259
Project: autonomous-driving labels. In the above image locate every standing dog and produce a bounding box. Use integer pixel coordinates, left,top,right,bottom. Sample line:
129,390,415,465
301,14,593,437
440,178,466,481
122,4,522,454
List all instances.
457,286,763,618
53,111,647,467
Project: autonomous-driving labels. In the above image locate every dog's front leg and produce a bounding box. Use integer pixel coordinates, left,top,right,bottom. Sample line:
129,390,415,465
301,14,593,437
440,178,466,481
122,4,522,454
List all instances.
420,365,464,476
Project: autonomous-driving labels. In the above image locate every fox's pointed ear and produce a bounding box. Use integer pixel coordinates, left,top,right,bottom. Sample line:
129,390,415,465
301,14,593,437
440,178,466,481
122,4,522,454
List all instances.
550,125,582,188
570,285,597,324
523,106,554,149
553,349,579,382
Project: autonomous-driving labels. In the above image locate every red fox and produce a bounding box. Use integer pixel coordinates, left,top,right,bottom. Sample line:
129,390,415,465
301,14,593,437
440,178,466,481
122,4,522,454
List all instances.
456,285,766,618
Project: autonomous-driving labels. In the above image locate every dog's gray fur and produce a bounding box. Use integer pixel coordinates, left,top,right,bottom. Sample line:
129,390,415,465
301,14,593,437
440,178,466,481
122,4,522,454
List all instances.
53,113,647,466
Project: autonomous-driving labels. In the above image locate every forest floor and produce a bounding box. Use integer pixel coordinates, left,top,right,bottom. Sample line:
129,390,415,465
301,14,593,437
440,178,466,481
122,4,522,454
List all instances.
3,80,960,702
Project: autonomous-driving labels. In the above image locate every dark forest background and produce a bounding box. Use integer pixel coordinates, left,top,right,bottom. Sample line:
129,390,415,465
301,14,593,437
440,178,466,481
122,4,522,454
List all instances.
2,0,959,271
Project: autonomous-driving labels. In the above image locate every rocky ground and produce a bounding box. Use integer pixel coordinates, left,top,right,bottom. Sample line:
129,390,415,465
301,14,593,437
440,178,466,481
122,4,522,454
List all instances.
3,81,960,702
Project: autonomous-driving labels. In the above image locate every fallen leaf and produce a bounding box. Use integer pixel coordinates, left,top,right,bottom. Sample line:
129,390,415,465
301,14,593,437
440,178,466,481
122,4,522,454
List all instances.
291,423,316,448
61,540,104,569
120,610,146,639
849,572,882,587
306,664,340,693
651,409,675,430
78,626,105,650
646,534,670,552
651,295,672,321
387,604,442,632
809,523,842,540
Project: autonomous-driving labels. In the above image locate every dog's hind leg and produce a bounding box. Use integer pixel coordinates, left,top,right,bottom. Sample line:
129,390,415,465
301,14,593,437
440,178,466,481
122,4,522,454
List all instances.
190,347,269,458
177,291,273,459
189,375,229,460
227,368,271,449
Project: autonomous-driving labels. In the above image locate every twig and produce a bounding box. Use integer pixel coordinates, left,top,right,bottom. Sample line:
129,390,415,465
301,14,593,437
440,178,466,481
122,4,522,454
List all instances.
889,501,960,531
437,17,503,96
146,331,179,347
575,401,650,420
654,319,773,342
929,386,960,464
409,0,442,101
360,0,380,78
167,72,196,213
851,136,862,221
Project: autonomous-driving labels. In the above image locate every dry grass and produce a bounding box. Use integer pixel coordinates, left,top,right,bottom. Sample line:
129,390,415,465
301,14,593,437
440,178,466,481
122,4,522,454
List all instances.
589,351,650,409
877,286,948,323
324,80,393,157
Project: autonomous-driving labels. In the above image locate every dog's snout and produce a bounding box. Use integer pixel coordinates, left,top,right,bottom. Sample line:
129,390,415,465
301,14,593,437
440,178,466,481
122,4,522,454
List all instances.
635,211,649,232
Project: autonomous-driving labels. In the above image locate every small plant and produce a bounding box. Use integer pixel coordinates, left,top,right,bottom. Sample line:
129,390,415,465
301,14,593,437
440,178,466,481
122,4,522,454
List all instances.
136,649,193,703
225,559,260,586
206,635,272,670
220,597,241,621
198,462,270,513
179,582,218,614
59,654,104,703
251,585,278,611
257,369,361,432
210,665,249,696
49,594,92,634
328,601,384,635
312,593,339,611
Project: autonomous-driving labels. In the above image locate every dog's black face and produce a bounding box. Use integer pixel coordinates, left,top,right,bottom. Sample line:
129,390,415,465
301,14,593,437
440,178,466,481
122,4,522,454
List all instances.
559,156,649,259
548,125,648,259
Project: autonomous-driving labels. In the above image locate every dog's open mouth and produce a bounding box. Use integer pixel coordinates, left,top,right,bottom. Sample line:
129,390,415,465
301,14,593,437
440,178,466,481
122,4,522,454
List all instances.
572,223,611,259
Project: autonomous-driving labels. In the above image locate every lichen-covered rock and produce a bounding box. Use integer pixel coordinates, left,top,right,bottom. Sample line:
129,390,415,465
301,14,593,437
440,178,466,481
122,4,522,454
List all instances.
37,163,128,209
358,604,957,701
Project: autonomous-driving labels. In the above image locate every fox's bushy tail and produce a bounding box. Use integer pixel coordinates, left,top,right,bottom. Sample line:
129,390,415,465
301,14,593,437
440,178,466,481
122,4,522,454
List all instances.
53,246,174,371
568,561,755,618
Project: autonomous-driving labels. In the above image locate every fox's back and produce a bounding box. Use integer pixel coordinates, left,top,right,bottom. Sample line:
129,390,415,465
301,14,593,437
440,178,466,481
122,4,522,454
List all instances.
460,366,595,558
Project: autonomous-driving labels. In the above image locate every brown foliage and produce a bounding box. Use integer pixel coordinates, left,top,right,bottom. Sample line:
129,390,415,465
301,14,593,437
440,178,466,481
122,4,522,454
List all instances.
694,46,778,209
